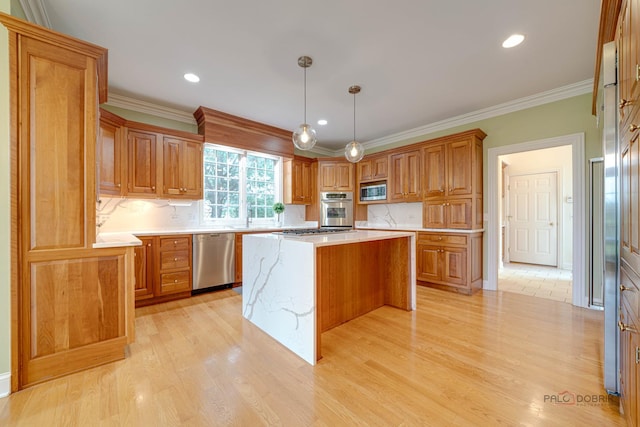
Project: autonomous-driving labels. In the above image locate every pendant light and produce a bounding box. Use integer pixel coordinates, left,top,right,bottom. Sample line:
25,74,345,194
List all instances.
344,85,365,163
292,56,317,150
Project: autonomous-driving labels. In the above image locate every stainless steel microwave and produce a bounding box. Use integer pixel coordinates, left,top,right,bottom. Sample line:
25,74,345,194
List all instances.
360,183,387,202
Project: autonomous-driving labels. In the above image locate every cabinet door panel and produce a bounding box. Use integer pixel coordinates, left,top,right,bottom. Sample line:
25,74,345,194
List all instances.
162,137,182,196
99,119,124,196
446,199,473,229
22,38,95,250
405,151,421,199
423,145,446,198
134,238,154,300
623,143,632,254
128,130,157,195
416,245,441,282
423,201,446,228
160,250,190,270
389,153,405,201
447,139,473,196
182,140,203,198
24,253,126,385
335,163,354,190
358,159,373,182
372,156,388,179
442,247,467,286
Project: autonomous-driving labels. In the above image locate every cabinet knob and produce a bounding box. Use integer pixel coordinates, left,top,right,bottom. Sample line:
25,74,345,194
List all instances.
174,258,178,261
174,240,178,245
147,243,151,247
174,279,178,283
630,124,639,133
620,98,631,109
621,284,629,292
151,186,156,191
442,203,446,206
438,237,442,241
449,188,453,192
117,183,121,188
440,189,444,193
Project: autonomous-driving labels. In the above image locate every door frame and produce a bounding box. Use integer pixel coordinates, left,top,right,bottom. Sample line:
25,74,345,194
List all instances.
487,133,586,307
506,170,562,268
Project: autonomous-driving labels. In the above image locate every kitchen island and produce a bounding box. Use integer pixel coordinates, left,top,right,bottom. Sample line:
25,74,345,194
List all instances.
242,230,416,364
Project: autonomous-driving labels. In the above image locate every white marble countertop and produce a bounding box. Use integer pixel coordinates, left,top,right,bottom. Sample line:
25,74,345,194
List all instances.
356,224,484,233
93,232,142,248
248,229,415,247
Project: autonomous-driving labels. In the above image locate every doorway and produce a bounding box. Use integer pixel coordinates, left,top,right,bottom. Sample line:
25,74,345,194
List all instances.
487,133,586,307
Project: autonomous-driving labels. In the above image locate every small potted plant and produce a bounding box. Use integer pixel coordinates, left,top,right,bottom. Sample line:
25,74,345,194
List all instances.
273,202,285,225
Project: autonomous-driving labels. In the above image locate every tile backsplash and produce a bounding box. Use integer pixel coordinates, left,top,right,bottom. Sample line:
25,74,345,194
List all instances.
97,197,309,232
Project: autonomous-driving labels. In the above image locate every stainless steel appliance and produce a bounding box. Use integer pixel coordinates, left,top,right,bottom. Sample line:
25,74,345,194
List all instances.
192,233,236,294
360,182,387,202
320,192,353,228
601,41,620,395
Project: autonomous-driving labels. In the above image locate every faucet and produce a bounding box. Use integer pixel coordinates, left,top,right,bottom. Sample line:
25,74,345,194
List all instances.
246,202,252,227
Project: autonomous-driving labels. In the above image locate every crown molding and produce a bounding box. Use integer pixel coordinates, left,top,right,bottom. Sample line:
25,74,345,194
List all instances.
105,92,197,125
328,79,594,155
108,79,592,157
19,0,52,28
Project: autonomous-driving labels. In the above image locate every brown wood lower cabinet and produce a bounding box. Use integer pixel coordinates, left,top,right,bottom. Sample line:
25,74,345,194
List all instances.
416,231,482,294
134,234,193,307
620,264,640,427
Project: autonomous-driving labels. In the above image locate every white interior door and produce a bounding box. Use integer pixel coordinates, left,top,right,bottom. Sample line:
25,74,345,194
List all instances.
508,172,558,266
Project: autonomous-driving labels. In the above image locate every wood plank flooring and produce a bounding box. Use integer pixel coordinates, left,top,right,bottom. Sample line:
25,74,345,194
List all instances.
0,286,626,426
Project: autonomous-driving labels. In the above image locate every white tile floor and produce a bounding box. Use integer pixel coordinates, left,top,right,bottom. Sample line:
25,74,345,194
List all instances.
499,262,573,303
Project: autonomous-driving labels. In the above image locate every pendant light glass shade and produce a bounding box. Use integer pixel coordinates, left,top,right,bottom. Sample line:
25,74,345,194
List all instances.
293,124,317,150
344,85,365,163
293,56,317,150
345,140,365,163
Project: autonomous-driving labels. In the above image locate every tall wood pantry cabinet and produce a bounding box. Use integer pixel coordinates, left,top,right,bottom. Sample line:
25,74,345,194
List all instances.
1,13,135,390
416,129,485,295
616,0,640,422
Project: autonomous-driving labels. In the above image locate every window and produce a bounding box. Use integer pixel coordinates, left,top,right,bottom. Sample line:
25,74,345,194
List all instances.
202,144,281,224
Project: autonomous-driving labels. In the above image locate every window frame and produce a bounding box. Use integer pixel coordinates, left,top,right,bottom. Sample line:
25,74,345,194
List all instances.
200,143,282,227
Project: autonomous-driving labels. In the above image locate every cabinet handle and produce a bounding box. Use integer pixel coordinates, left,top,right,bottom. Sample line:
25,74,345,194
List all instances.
442,203,446,207
620,98,631,109
619,321,638,333
174,258,178,261
449,188,453,192
636,347,640,365
117,183,121,188
630,124,639,132
620,284,628,292
147,243,151,247
636,64,640,82
438,237,442,241
174,240,178,245
151,186,156,191
174,279,178,283
440,189,444,193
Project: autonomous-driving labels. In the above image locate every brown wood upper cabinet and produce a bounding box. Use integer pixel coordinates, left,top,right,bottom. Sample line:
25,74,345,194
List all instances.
284,156,314,204
357,154,388,182
423,139,474,198
389,150,421,202
319,160,354,192
98,109,127,196
162,136,203,199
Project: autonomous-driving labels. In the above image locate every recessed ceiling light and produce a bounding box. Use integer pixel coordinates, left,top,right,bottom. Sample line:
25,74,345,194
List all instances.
502,34,525,48
317,119,328,126
184,73,200,83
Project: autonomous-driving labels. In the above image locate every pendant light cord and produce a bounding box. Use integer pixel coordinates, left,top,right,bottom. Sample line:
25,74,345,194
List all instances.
353,91,356,141
303,65,307,124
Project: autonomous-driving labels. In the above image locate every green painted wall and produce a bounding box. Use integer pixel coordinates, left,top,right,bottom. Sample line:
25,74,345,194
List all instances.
9,0,23,20
1,0,12,380
100,104,197,133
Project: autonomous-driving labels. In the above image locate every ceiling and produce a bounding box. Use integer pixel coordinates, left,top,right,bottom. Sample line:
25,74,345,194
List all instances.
38,0,600,152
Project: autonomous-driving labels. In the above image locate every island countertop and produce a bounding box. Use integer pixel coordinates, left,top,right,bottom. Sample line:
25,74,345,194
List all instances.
250,229,415,247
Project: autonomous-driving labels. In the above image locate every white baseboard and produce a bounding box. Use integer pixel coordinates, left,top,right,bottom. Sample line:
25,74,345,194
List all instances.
483,279,496,291
0,372,10,398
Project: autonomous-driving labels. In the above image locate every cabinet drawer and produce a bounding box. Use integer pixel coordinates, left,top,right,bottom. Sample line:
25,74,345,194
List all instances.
159,271,191,294
160,250,190,270
417,232,467,246
159,236,190,251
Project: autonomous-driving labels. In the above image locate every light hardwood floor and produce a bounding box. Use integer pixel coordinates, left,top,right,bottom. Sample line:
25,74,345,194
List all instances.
0,286,625,426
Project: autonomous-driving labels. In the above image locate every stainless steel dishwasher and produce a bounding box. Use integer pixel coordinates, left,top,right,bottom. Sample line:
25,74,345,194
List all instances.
192,233,236,294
